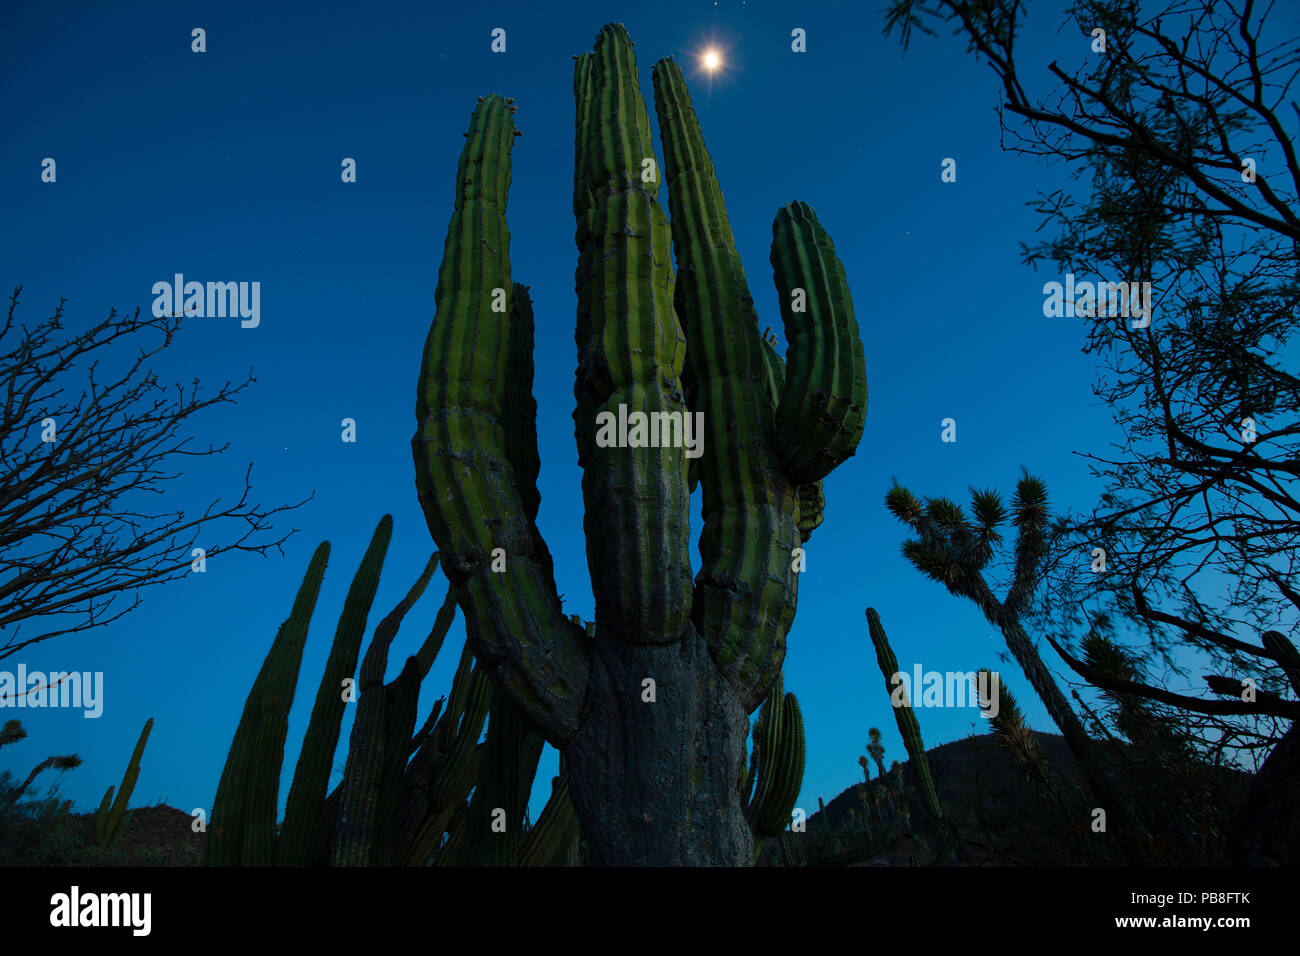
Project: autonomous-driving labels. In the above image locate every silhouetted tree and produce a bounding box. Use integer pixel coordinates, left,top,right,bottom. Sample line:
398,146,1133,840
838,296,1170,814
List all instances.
0,287,308,661
883,0,1300,863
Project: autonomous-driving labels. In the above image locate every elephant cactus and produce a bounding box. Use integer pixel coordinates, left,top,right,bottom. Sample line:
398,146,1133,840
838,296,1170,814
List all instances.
412,23,866,864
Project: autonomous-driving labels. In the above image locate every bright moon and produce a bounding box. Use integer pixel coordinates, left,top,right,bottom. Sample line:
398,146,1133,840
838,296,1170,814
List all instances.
703,49,721,72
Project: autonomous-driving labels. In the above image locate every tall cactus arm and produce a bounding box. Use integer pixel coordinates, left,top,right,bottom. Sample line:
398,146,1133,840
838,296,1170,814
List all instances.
279,515,394,866
331,551,437,865
572,25,693,647
429,657,494,811
373,656,422,866
747,675,806,838
96,717,153,850
93,786,114,846
413,93,590,745
651,55,799,708
744,671,784,827
866,608,943,824
502,284,562,590
393,642,490,864
769,201,867,485
209,542,329,866
461,685,544,866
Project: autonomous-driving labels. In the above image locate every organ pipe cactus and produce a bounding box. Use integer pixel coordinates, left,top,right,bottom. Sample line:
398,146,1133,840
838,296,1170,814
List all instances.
447,686,544,867
330,543,442,867
412,22,866,865
744,671,806,842
209,531,341,865
865,609,943,825
519,754,582,867
93,717,152,850
210,514,578,866
209,539,329,865
866,608,958,863
278,514,393,865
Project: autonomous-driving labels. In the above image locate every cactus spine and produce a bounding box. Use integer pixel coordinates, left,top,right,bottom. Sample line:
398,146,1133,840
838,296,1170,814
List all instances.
412,23,866,865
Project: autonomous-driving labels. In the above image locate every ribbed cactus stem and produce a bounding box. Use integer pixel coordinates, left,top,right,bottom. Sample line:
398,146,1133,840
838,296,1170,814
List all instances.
280,516,394,866
409,22,868,866
746,670,784,824
573,27,692,648
519,769,582,867
95,717,153,850
769,201,867,484
651,55,799,706
866,608,943,824
745,673,806,838
759,334,827,543
373,656,422,866
462,686,544,866
209,542,328,866
431,657,493,812
332,552,439,866
412,92,589,744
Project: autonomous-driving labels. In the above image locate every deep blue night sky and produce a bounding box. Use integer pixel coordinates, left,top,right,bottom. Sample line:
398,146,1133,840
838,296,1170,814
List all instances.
3,0,1167,825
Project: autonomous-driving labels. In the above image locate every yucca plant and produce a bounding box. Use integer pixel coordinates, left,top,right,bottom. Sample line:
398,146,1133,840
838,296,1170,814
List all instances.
885,472,1149,859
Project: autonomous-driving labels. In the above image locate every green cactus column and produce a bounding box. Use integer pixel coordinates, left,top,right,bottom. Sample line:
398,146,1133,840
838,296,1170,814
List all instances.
94,717,153,850
412,92,590,745
866,608,943,823
560,24,754,866
572,32,692,649
651,56,799,705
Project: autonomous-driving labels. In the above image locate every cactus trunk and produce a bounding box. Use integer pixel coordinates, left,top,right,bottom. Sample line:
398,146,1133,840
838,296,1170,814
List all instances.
566,625,752,865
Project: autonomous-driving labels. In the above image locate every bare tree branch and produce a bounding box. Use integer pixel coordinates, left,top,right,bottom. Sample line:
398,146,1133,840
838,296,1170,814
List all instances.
0,287,311,660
